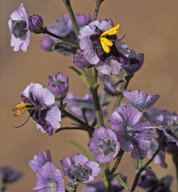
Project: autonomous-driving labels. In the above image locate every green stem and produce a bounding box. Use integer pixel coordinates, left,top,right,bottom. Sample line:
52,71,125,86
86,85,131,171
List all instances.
101,163,112,192
1,183,7,192
42,27,79,48
114,73,134,109
62,0,80,36
172,154,178,192
62,110,94,133
130,148,160,192
110,149,124,176
55,126,94,134
90,88,104,126
93,0,103,21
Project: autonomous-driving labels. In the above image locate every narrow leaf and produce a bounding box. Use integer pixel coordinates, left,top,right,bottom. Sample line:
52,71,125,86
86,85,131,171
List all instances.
70,140,95,161
114,174,129,191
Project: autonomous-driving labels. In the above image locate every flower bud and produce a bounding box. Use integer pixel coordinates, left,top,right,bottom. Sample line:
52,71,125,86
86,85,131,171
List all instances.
73,52,89,69
48,72,69,98
29,14,43,33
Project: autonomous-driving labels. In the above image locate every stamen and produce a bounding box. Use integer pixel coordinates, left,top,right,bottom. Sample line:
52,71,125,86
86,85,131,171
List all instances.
14,114,31,128
101,24,120,37
99,24,120,53
12,103,35,117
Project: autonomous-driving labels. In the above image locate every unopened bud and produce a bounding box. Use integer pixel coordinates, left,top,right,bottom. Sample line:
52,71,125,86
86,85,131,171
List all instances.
29,14,44,33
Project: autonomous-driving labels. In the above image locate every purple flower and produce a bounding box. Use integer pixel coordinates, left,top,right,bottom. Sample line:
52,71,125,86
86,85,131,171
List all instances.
29,14,44,33
78,19,130,75
33,162,65,192
123,90,160,112
0,166,22,184
99,75,118,96
144,108,178,154
147,139,167,168
82,174,126,192
154,176,173,192
64,92,107,122
121,50,144,74
109,104,153,159
138,168,173,192
60,154,100,184
8,3,30,52
12,83,61,136
73,52,89,69
89,127,120,163
41,14,91,55
138,168,157,190
29,150,52,173
48,72,69,97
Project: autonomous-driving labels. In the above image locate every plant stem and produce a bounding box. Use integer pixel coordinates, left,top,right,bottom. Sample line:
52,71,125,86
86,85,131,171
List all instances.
130,148,160,192
101,163,112,192
62,0,80,37
62,110,94,133
42,27,79,48
110,149,124,176
55,126,94,133
114,73,134,109
172,154,178,192
93,0,103,21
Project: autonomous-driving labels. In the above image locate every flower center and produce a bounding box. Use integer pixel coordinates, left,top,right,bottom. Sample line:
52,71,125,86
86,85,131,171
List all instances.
98,138,116,157
166,120,178,141
69,163,92,182
52,79,65,87
49,181,57,192
12,20,27,39
12,103,36,117
124,125,134,138
99,24,120,53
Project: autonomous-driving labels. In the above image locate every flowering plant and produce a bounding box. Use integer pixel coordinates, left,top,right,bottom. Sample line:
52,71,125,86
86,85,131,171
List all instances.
1,0,177,192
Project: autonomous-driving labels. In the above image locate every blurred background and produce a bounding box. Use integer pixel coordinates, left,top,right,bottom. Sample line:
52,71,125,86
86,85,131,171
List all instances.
1,0,178,191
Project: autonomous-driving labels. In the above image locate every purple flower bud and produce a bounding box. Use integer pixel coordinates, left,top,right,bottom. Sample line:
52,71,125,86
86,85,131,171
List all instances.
138,168,157,190
60,154,100,184
0,166,22,184
48,72,69,97
29,14,43,33
73,52,89,69
121,50,144,74
89,127,120,163
29,150,52,173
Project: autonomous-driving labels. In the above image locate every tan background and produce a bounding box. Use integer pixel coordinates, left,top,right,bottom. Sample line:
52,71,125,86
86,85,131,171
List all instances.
1,0,178,191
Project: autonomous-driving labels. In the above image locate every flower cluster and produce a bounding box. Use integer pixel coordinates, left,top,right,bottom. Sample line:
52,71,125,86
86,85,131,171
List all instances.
8,2,177,192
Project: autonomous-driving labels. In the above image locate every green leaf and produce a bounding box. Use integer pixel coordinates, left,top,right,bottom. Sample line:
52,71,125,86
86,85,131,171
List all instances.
70,140,95,161
114,174,129,191
70,66,90,88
